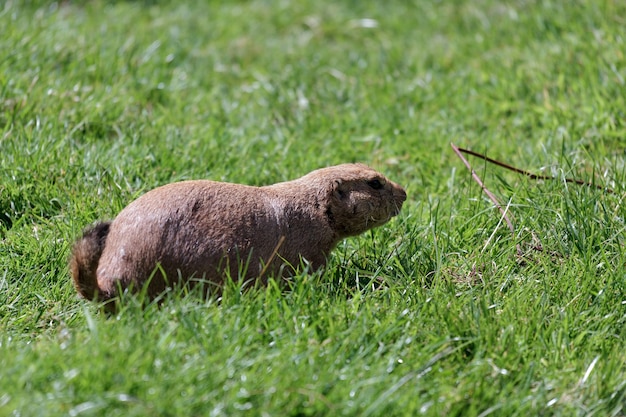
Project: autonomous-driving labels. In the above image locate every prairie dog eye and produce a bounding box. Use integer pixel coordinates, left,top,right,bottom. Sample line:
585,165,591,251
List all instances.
367,179,384,190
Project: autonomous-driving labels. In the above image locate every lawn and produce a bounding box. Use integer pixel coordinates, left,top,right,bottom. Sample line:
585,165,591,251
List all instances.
1,0,625,415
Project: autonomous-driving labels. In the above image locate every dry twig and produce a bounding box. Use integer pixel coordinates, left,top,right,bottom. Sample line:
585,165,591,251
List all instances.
451,143,612,257
454,145,613,193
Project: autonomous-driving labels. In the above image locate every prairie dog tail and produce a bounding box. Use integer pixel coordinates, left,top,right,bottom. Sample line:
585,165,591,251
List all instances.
69,222,111,301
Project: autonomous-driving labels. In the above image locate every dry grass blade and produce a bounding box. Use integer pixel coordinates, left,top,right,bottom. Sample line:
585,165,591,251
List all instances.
450,143,517,237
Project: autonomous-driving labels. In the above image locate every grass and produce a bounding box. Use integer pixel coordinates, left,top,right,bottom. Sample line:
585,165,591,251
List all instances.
1,0,625,415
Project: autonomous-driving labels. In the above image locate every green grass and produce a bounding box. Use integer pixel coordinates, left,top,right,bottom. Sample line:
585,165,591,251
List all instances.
1,0,625,415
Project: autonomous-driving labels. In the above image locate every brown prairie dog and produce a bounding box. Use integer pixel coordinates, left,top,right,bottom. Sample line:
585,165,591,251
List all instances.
70,163,407,305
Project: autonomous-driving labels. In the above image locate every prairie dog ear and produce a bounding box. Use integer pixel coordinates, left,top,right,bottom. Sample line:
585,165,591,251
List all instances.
333,179,346,200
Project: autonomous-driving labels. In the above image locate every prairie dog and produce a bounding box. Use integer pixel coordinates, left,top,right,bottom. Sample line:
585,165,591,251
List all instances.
70,164,406,304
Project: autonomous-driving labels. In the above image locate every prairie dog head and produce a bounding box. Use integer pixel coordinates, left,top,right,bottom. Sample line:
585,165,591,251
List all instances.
306,164,407,238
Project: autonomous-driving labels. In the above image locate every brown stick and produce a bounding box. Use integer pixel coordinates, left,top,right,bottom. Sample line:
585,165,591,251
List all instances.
455,146,613,193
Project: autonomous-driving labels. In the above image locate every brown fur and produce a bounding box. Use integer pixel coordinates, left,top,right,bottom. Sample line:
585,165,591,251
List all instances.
70,164,406,304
